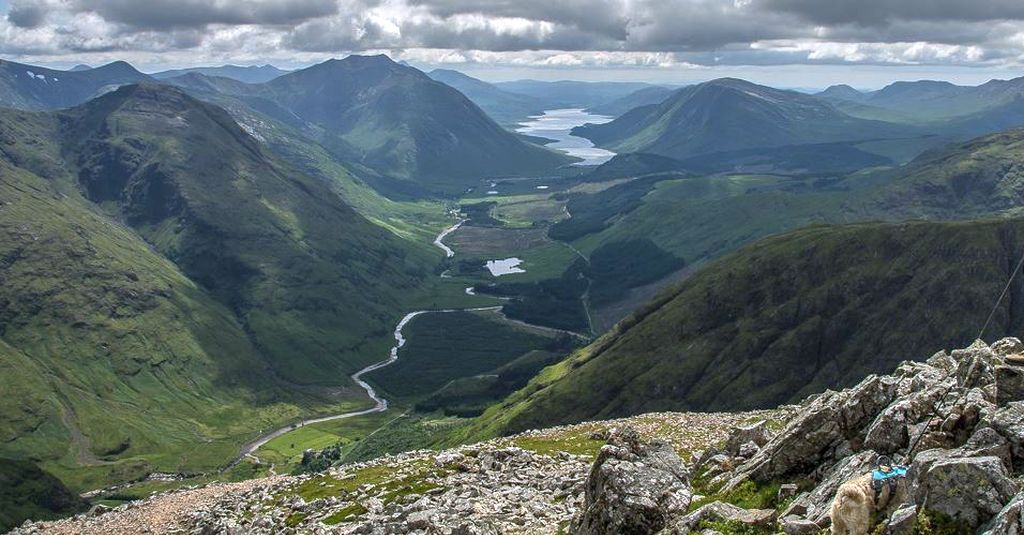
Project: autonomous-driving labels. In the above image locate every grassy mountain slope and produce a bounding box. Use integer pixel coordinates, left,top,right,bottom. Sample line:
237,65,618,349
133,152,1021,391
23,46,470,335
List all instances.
426,69,545,126
545,129,1024,331
573,78,913,158
57,84,434,383
467,218,1024,437
0,60,150,110
0,136,331,490
259,56,571,192
0,459,86,532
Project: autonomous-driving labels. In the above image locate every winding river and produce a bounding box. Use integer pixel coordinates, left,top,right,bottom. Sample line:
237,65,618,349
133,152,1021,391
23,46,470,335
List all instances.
237,219,487,459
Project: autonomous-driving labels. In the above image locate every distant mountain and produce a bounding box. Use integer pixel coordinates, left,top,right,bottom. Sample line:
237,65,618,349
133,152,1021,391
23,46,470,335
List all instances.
152,64,288,84
586,86,675,117
817,77,1024,123
257,55,572,192
468,217,1024,436
0,84,435,487
427,68,546,126
573,78,911,159
816,84,865,101
0,59,150,110
68,64,92,72
494,79,662,109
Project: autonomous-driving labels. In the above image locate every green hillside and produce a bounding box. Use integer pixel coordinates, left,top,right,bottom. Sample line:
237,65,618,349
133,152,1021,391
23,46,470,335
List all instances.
0,84,445,491
0,459,86,532
466,218,1024,438
573,78,914,159
259,56,572,193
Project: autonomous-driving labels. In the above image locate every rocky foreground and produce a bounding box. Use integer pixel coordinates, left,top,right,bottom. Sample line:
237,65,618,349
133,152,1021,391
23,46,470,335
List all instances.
15,338,1024,534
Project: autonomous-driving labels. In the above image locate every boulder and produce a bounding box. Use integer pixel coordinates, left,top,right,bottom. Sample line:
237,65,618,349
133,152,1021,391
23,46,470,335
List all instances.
954,340,997,389
864,383,947,453
881,505,917,535
670,501,774,532
987,402,1024,467
990,337,1024,357
723,375,898,489
996,365,1024,405
981,491,1024,535
778,515,819,534
723,420,771,456
914,455,1020,529
571,427,692,535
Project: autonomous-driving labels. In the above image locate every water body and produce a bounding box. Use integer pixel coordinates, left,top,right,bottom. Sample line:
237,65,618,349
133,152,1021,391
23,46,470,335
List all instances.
516,108,616,166
486,257,526,276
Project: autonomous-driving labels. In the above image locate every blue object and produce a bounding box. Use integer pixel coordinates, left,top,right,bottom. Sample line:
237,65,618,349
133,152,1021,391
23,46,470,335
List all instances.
872,465,908,480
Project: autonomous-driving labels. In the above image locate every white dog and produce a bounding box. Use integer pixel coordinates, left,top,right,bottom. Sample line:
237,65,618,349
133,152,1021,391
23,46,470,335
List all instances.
829,470,907,535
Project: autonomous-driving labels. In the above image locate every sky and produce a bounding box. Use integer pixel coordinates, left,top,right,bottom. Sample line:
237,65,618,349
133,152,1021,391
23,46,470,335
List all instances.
1,0,1024,89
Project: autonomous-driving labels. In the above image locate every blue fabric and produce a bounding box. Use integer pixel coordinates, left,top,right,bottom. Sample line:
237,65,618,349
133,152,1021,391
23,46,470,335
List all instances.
872,466,908,480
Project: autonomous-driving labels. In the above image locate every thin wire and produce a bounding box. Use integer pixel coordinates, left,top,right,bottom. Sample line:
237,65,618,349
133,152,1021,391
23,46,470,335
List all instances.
978,244,1024,340
906,240,1024,459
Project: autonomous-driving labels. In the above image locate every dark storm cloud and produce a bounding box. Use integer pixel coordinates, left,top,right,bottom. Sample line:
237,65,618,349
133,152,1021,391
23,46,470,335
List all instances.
71,0,340,30
756,0,1024,26
7,1,49,28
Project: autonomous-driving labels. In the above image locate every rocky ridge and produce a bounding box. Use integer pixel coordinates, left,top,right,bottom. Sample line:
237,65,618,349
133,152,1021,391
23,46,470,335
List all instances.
14,338,1024,534
12,412,771,534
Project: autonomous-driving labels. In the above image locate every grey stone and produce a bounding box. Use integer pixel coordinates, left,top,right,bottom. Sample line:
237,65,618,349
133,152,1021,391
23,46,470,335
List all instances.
915,455,1020,529
673,501,774,532
778,515,819,534
987,401,1024,466
981,491,1024,535
996,365,1024,405
724,420,771,456
571,427,692,535
882,505,917,535
723,375,898,490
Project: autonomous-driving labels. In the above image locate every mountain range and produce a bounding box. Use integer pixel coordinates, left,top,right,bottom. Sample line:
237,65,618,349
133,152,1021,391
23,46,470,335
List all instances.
0,60,150,110
151,64,288,84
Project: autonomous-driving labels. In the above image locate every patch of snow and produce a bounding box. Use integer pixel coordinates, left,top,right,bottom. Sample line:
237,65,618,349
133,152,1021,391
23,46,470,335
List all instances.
536,185,549,190
486,190,499,195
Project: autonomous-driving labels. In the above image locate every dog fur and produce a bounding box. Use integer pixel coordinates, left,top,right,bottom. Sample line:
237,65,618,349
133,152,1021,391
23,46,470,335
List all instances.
829,472,908,535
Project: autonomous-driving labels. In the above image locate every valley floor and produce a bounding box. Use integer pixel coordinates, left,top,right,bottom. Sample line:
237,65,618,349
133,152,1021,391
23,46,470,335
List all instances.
14,410,777,534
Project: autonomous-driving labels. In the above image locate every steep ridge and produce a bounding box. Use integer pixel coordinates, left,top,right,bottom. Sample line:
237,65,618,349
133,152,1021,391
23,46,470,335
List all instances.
56,83,434,383
0,60,150,110
0,113,315,489
467,218,1024,436
0,84,441,491
572,78,912,158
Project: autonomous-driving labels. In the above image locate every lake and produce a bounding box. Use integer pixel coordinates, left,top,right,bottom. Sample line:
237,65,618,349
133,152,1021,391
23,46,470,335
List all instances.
486,257,526,276
516,109,616,166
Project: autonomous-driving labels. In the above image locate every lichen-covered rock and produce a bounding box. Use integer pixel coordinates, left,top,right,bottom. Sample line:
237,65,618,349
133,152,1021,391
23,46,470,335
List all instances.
987,401,1024,466
669,501,774,533
995,365,1024,405
914,455,1020,529
571,427,692,535
723,374,898,490
982,491,1024,535
778,515,819,534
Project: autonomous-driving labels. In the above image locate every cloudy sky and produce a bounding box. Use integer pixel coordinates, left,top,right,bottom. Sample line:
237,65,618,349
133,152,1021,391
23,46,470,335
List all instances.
2,0,1024,88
